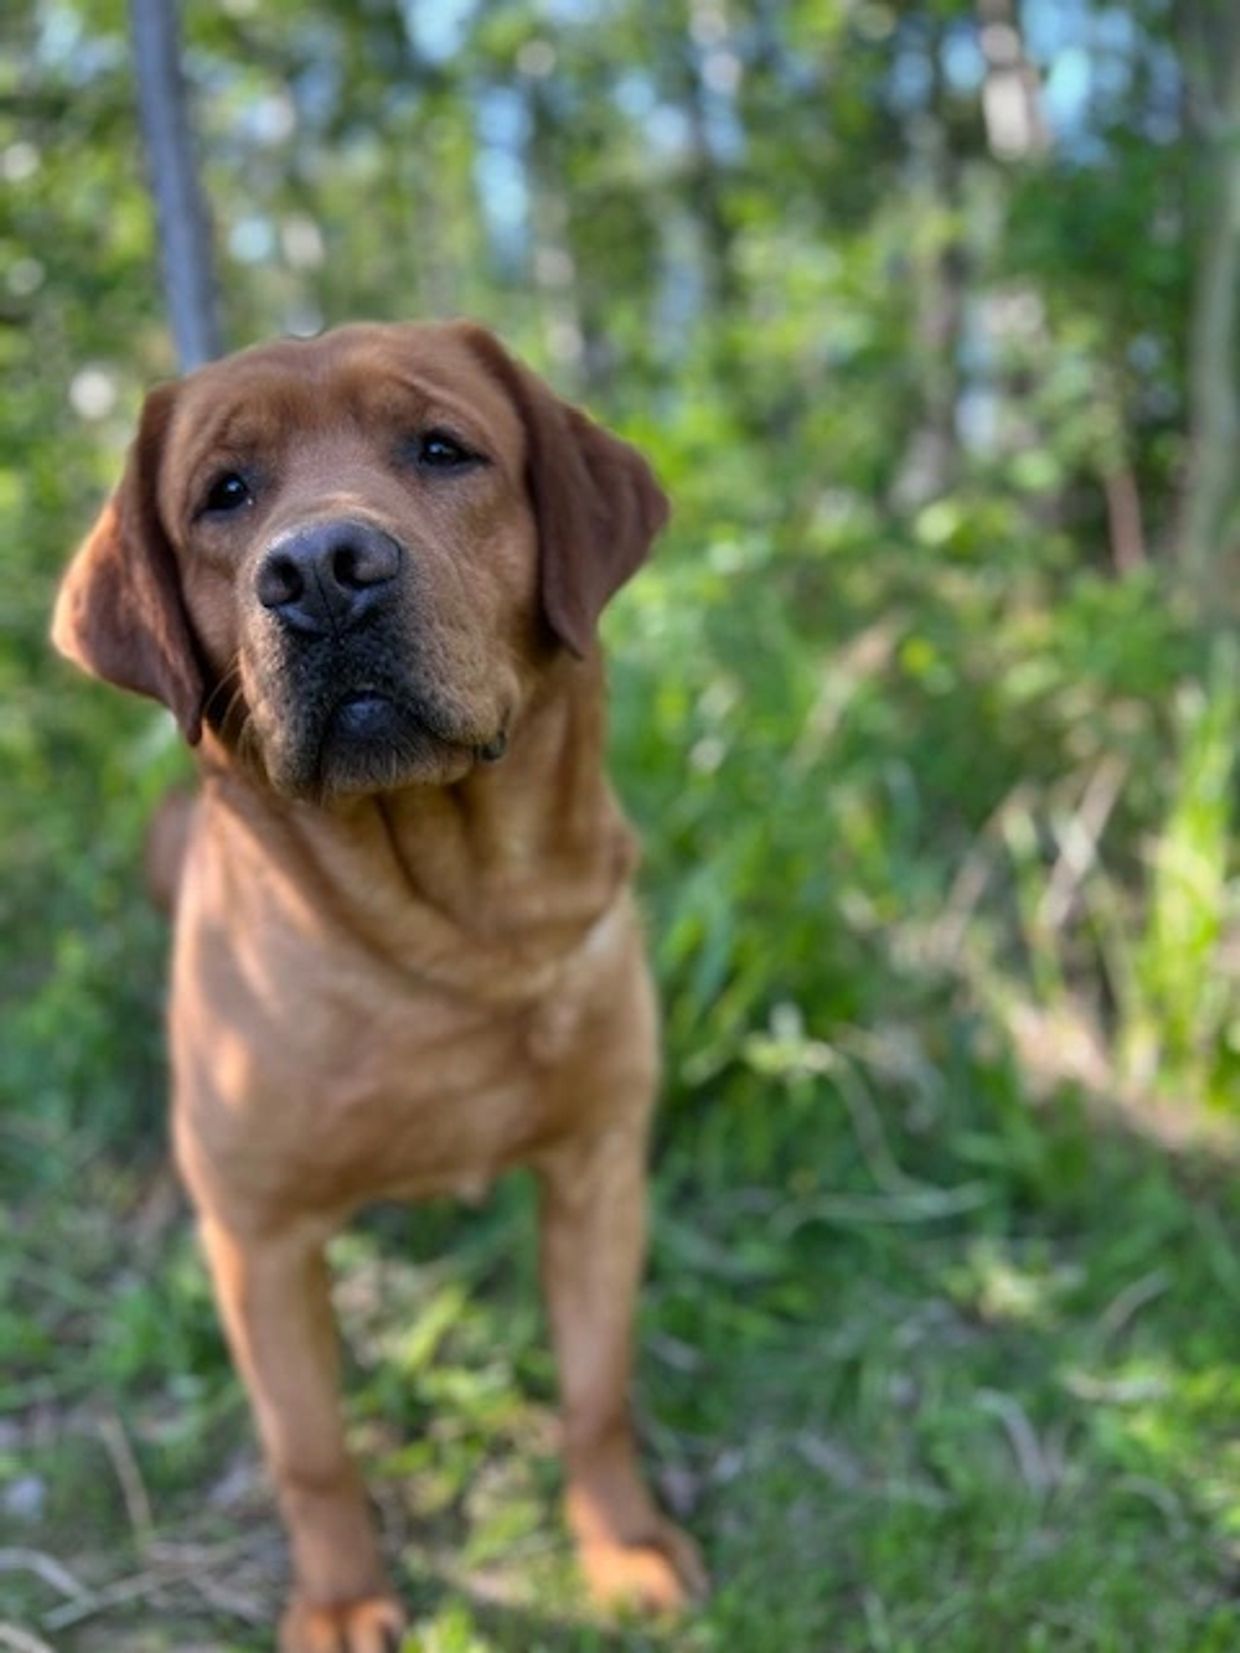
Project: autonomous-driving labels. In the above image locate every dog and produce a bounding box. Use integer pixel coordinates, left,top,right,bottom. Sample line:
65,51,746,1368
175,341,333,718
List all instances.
52,321,706,1652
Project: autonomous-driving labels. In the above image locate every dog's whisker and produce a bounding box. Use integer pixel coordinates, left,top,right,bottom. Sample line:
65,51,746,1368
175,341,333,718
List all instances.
202,655,242,720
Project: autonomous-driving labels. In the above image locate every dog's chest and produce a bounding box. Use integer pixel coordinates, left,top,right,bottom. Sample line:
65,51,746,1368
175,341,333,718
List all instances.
172,889,641,1215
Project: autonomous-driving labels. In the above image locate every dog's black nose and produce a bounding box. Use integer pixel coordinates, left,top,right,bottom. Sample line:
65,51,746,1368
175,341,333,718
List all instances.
256,519,402,635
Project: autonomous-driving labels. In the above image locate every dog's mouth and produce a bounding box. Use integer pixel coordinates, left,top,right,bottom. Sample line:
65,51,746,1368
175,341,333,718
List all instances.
237,627,512,801
306,684,468,795
327,689,406,744
243,678,505,802
323,684,490,755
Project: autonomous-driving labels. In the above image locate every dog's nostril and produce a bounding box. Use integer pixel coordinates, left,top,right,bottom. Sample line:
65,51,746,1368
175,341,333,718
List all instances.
332,536,399,590
332,544,363,590
256,552,304,610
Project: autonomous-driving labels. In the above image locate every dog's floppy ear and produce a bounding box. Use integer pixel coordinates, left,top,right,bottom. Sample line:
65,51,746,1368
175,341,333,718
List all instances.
52,383,204,744
463,327,669,656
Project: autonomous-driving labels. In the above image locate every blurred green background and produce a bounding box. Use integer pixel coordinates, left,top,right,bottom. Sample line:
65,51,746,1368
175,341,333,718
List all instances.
4,1,1240,1648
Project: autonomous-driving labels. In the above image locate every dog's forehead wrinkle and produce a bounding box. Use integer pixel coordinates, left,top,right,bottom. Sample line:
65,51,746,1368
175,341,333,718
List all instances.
174,322,525,466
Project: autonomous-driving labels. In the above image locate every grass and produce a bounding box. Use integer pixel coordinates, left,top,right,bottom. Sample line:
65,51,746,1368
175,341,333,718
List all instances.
4,1045,1240,1650
4,415,1240,1650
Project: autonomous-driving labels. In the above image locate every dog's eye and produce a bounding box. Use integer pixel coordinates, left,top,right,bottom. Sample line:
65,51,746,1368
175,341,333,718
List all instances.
201,472,254,515
415,430,480,470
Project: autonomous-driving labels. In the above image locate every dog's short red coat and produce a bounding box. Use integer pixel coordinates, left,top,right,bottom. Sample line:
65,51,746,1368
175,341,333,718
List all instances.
53,322,705,1651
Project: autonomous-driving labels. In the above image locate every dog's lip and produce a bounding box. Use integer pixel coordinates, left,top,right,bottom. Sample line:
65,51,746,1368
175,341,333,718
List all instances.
335,689,391,712
325,686,464,750
294,684,508,786
326,689,402,742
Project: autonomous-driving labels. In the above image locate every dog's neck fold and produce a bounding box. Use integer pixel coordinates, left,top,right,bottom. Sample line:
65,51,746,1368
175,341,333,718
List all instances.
196,652,638,1002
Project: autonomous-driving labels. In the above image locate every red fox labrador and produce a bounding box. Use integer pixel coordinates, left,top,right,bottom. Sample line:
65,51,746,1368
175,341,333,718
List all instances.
52,322,706,1651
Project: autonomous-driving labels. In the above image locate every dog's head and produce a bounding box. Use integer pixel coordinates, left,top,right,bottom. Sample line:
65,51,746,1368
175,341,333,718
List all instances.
52,322,667,798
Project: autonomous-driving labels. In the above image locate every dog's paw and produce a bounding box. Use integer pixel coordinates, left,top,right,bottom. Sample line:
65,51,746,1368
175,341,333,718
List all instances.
579,1518,710,1613
278,1592,407,1653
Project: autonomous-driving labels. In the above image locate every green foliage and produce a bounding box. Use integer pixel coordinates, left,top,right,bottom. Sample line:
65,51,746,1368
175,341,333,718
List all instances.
1126,639,1240,1099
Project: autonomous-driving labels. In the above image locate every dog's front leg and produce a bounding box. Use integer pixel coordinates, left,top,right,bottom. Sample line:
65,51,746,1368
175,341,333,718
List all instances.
198,1217,407,1653
537,1125,708,1612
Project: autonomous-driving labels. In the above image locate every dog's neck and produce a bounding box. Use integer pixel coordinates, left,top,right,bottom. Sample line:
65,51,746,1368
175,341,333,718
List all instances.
361,650,634,923
198,651,638,999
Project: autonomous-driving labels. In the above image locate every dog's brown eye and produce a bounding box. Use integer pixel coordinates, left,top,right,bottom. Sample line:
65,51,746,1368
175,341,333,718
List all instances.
416,430,479,469
202,472,254,515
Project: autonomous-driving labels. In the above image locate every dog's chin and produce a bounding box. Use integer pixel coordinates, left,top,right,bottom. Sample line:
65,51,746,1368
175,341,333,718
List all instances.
262,691,480,801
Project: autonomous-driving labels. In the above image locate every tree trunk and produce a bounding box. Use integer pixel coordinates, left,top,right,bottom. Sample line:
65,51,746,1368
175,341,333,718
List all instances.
524,80,588,390
131,0,221,370
977,0,1048,162
891,28,967,512
1179,0,1240,607
665,0,737,314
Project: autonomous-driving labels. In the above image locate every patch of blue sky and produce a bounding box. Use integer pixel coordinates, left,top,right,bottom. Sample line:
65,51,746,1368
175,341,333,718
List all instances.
400,0,477,65
612,70,657,122
476,85,531,150
35,0,121,83
473,147,529,265
942,24,986,94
